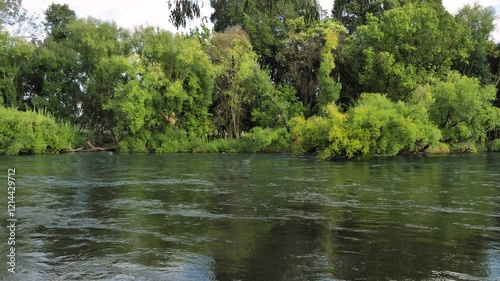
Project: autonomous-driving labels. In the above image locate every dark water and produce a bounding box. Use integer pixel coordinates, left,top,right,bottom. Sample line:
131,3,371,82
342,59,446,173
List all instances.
0,153,499,281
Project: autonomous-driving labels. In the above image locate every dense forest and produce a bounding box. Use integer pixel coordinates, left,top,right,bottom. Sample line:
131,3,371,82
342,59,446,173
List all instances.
1,0,500,158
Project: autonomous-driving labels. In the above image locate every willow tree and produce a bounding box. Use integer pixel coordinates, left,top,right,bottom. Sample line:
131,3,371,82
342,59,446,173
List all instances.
453,3,497,85
428,72,499,145
277,18,345,115
341,2,473,102
207,26,274,139
106,27,215,145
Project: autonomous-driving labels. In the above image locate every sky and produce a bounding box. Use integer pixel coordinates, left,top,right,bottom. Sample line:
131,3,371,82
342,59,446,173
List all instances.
21,0,500,41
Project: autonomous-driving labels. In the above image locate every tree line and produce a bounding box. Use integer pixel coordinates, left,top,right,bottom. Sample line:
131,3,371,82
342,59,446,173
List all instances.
0,0,499,157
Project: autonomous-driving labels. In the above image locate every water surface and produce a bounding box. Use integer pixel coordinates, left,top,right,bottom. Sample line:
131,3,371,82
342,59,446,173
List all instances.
0,153,499,280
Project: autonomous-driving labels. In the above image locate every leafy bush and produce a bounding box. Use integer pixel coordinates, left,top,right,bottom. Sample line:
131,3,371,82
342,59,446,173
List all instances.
0,108,78,155
325,95,423,158
151,128,191,153
240,127,290,152
290,94,441,159
118,137,149,153
488,139,500,152
289,115,331,154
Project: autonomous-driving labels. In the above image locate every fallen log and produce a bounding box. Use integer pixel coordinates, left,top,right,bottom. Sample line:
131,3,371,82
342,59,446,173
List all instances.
64,141,116,153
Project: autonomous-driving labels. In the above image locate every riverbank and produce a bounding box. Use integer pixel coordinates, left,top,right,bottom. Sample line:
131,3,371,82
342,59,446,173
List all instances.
1,107,499,157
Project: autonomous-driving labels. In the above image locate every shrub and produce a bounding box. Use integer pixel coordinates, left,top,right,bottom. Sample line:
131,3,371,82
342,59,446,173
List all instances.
290,94,441,159
0,108,78,155
240,127,290,152
151,128,191,153
289,115,331,154
488,139,500,152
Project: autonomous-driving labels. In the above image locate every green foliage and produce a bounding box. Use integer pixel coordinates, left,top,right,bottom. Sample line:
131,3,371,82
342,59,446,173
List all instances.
104,57,155,136
199,127,290,153
332,0,444,34
333,0,390,33
0,107,78,155
130,28,215,138
291,94,441,159
289,114,331,154
24,37,81,122
117,126,289,154
428,72,497,144
0,31,33,107
196,138,243,153
252,84,304,128
277,18,345,115
317,20,345,108
169,0,321,29
208,26,273,139
453,4,497,84
342,2,473,101
166,36,215,136
488,139,500,152
25,16,132,140
240,127,290,152
117,135,149,153
152,129,193,153
327,94,440,159
209,0,321,86
67,18,131,138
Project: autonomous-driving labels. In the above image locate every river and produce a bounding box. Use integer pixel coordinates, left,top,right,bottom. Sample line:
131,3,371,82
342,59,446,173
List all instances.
0,153,499,280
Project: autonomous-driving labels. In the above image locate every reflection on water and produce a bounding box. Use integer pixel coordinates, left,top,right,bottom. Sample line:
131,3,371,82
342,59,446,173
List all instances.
0,153,499,280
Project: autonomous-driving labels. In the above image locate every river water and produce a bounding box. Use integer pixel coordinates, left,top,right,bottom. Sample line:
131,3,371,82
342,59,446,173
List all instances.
0,153,499,280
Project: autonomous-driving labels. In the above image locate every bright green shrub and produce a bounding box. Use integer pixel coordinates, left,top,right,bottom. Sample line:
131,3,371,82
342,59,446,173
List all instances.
290,94,441,159
0,108,78,155
337,94,440,158
326,94,415,158
289,115,331,154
